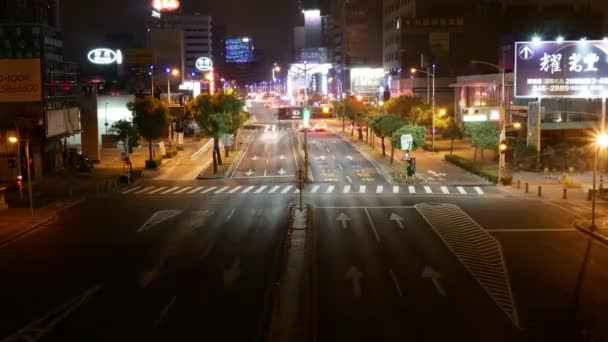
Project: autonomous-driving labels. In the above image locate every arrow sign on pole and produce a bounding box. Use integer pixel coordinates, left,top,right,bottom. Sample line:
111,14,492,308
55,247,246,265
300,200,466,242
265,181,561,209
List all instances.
422,266,446,296
245,169,254,176
223,258,241,287
389,213,405,229
336,212,350,229
277,168,286,175
345,265,363,297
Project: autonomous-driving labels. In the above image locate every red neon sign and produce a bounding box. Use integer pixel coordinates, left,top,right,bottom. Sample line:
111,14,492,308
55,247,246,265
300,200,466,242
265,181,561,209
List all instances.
152,0,180,12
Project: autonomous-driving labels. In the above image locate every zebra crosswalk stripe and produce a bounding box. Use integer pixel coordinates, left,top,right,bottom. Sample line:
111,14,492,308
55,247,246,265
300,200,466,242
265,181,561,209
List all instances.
408,186,415,194
457,186,467,195
311,185,320,193
268,186,281,194
393,186,399,194
424,186,432,194
215,186,230,194
136,186,155,194
474,187,484,195
242,186,255,194
359,185,366,193
327,185,335,193
441,186,449,194
148,187,167,194
122,186,142,194
376,185,383,193
254,186,267,194
187,186,205,194
281,185,293,194
173,187,192,194
202,186,217,194
343,185,351,193
228,186,242,194
161,186,180,194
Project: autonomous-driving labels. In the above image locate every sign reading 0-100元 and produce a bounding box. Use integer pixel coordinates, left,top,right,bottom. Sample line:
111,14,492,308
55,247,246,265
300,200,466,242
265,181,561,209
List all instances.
514,40,608,98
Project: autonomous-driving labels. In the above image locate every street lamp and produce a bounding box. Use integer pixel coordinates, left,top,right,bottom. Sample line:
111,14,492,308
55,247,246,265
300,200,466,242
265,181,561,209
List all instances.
272,63,281,82
411,66,436,151
8,133,33,214
591,133,608,229
471,60,506,185
166,68,179,104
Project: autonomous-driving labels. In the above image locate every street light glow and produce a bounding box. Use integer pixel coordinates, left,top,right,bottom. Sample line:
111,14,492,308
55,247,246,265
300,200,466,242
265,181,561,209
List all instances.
410,68,417,74
556,36,564,43
439,109,447,116
597,133,608,147
513,122,522,129
171,68,180,76
531,35,542,45
8,136,18,144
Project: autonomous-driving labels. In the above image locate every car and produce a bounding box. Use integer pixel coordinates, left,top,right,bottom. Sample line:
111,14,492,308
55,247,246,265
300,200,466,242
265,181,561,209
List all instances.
313,122,328,131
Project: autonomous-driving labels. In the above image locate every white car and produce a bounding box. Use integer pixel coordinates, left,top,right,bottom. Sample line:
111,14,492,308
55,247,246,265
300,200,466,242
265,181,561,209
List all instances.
313,122,328,132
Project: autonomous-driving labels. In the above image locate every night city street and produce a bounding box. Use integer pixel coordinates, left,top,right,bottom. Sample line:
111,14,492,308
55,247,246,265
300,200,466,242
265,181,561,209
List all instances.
2,0,608,341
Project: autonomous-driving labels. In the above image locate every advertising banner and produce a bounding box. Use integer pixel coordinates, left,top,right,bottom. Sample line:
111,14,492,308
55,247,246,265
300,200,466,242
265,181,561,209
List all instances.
298,48,329,64
0,59,41,102
514,40,608,98
226,37,254,64
350,68,384,96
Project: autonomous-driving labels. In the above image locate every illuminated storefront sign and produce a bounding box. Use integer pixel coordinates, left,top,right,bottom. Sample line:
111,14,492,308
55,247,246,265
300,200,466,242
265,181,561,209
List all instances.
350,68,384,96
514,40,608,98
151,0,179,12
226,37,255,64
195,57,213,71
87,48,123,65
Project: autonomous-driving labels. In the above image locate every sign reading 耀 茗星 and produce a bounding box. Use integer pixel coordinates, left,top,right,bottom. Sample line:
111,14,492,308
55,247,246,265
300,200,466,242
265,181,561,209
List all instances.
514,40,608,98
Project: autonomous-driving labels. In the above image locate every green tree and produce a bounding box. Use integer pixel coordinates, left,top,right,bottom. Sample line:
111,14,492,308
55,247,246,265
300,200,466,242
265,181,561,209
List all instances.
465,122,499,163
334,97,365,135
128,96,170,163
383,95,423,118
442,121,464,155
409,104,450,130
109,119,140,154
371,114,407,164
188,90,244,173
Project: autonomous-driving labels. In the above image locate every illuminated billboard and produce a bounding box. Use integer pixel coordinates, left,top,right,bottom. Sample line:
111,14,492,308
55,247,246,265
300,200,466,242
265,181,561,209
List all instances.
226,37,255,64
350,68,385,96
514,40,608,98
151,0,180,12
87,48,123,65
0,59,41,102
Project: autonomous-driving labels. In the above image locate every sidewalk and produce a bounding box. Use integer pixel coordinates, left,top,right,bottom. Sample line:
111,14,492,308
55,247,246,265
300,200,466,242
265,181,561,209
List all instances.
327,120,488,185
0,200,81,246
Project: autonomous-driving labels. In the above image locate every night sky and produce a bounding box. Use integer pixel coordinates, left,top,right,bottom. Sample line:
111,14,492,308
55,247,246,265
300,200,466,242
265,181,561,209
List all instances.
60,0,300,68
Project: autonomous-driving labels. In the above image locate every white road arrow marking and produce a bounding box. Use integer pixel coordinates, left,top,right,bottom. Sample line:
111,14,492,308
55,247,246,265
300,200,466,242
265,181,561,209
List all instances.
346,156,353,161
138,210,181,233
223,258,241,287
280,154,285,160
389,213,405,229
423,266,446,296
345,266,363,297
245,169,255,176
252,155,258,160
336,212,350,229
278,168,286,175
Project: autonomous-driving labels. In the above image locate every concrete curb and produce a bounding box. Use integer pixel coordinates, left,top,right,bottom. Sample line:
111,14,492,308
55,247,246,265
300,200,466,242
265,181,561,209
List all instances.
332,130,394,184
574,220,608,245
0,214,57,248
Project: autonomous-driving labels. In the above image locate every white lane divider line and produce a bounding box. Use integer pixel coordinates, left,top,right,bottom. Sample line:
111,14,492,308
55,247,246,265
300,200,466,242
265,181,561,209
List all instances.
228,186,242,194
311,185,320,193
281,185,293,194
389,270,403,297
364,208,381,242
457,186,467,195
331,155,336,160
376,185,383,194
441,186,450,194
173,187,192,194
475,187,484,195
343,185,351,193
122,186,142,194
268,185,281,194
254,186,268,194
215,186,230,194
136,186,155,194
187,186,205,194
424,186,432,194
148,187,167,194
359,185,366,193
161,186,180,195
408,186,416,194
393,186,399,194
202,186,217,194
242,186,255,194
338,163,344,170
346,175,352,183
327,185,335,193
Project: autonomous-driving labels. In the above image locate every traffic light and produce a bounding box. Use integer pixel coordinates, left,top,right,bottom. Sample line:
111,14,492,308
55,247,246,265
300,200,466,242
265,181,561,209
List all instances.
499,140,508,154
7,159,15,168
303,107,310,128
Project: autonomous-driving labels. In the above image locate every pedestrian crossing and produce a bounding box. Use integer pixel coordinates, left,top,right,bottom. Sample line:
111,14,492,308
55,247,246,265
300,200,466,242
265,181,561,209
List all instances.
121,184,490,197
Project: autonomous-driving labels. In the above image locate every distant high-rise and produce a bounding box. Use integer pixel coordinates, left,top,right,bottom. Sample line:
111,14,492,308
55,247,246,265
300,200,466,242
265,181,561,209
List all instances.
0,0,60,27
